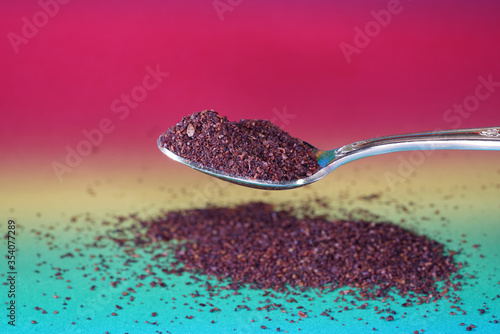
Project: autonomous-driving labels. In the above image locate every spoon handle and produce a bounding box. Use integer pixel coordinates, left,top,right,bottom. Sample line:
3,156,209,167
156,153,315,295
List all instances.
326,126,500,167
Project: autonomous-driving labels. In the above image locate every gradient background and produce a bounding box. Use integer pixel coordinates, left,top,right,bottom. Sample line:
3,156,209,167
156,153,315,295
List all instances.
1,0,500,333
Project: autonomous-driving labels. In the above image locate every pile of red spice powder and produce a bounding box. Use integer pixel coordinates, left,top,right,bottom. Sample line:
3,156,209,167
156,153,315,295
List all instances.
138,202,461,301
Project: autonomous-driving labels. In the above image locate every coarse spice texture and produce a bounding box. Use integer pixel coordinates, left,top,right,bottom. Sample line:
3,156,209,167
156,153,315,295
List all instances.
160,110,320,181
140,202,461,301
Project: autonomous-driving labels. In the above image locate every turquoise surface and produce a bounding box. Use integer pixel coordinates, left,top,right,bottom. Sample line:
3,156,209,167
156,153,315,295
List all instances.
4,187,500,334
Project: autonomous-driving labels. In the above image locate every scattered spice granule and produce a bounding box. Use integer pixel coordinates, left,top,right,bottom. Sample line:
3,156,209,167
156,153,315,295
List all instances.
261,325,267,329
160,110,320,182
386,315,395,321
298,311,307,318
479,309,485,315
186,315,194,319
31,320,37,324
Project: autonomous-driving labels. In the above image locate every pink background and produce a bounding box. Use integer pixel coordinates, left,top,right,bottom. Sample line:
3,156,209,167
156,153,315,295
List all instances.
1,0,500,180
2,3,499,333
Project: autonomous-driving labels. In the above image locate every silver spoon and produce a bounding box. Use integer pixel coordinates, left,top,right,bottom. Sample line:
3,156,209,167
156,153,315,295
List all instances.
158,126,500,190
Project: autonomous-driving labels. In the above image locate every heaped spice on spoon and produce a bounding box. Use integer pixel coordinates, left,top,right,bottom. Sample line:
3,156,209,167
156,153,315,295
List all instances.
160,110,320,181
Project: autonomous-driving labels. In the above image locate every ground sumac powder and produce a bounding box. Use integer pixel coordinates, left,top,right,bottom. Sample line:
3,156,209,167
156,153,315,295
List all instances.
141,202,460,300
159,110,320,181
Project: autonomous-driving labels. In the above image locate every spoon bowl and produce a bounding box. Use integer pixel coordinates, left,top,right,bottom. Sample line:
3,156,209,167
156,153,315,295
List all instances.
158,126,500,190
